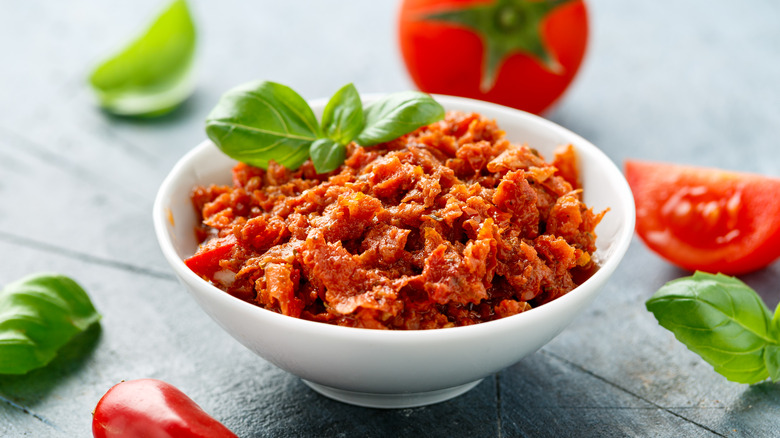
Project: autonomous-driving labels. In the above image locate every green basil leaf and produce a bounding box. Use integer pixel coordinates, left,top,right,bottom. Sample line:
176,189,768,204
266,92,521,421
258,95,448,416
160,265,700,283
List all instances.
310,138,346,174
321,83,364,145
646,272,778,384
355,91,445,146
772,302,780,338
89,0,197,117
0,273,101,375
205,80,320,170
765,345,780,381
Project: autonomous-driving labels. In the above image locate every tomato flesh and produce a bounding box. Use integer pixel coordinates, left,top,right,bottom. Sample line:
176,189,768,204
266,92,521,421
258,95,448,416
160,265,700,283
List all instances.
658,184,742,248
625,160,780,274
185,234,237,279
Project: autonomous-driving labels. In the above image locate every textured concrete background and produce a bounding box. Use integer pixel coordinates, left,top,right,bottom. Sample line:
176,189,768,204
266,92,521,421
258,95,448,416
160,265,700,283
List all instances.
1,0,779,436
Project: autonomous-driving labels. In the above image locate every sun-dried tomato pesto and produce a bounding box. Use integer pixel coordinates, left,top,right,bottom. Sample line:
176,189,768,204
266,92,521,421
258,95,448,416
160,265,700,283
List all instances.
186,111,606,330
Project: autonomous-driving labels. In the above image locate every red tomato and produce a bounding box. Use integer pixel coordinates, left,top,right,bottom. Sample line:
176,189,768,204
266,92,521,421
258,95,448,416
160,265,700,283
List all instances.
92,379,237,438
625,160,780,274
185,234,237,279
398,0,589,114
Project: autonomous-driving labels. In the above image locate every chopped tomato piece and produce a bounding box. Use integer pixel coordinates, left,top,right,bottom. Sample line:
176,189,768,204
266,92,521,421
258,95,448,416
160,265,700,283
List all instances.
625,160,780,274
184,234,237,278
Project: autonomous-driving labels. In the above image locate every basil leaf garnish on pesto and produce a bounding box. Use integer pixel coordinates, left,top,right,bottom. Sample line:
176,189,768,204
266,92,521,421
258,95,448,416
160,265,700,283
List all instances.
321,83,364,145
310,138,347,174
89,0,197,117
205,81,445,174
646,271,780,384
205,81,321,170
0,273,101,375
355,91,446,146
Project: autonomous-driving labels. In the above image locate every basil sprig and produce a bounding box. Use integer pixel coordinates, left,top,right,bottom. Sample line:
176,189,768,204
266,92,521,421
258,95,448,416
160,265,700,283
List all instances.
0,274,101,375
205,81,445,174
89,0,197,117
646,271,780,384
356,90,448,146
321,82,364,145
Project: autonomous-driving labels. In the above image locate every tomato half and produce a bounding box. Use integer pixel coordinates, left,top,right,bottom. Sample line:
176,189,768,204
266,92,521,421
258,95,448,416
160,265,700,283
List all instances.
625,160,780,274
398,0,588,115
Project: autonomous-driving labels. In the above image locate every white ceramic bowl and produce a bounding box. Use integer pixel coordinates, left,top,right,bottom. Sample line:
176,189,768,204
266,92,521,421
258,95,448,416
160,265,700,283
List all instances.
153,95,635,408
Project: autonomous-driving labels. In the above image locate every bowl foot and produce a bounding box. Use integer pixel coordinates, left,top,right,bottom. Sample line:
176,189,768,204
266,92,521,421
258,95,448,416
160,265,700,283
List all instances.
301,379,484,409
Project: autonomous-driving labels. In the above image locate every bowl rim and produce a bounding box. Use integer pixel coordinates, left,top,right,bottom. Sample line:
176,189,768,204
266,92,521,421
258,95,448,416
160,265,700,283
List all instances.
152,93,635,341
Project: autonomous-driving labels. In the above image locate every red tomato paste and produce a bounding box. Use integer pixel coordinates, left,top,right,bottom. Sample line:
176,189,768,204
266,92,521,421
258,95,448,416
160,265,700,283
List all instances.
187,112,604,329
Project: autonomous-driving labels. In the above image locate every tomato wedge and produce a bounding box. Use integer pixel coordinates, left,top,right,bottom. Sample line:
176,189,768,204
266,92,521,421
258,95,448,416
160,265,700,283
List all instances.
625,160,780,274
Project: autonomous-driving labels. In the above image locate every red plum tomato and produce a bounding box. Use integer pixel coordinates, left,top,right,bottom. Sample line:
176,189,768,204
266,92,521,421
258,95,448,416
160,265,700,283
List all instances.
92,379,237,438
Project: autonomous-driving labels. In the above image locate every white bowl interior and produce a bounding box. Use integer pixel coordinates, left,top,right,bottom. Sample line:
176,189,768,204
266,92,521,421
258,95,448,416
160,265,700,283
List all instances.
153,95,635,408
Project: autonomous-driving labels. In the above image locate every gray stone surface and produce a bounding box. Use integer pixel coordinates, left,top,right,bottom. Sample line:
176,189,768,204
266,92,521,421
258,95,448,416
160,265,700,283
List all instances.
1,0,779,436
